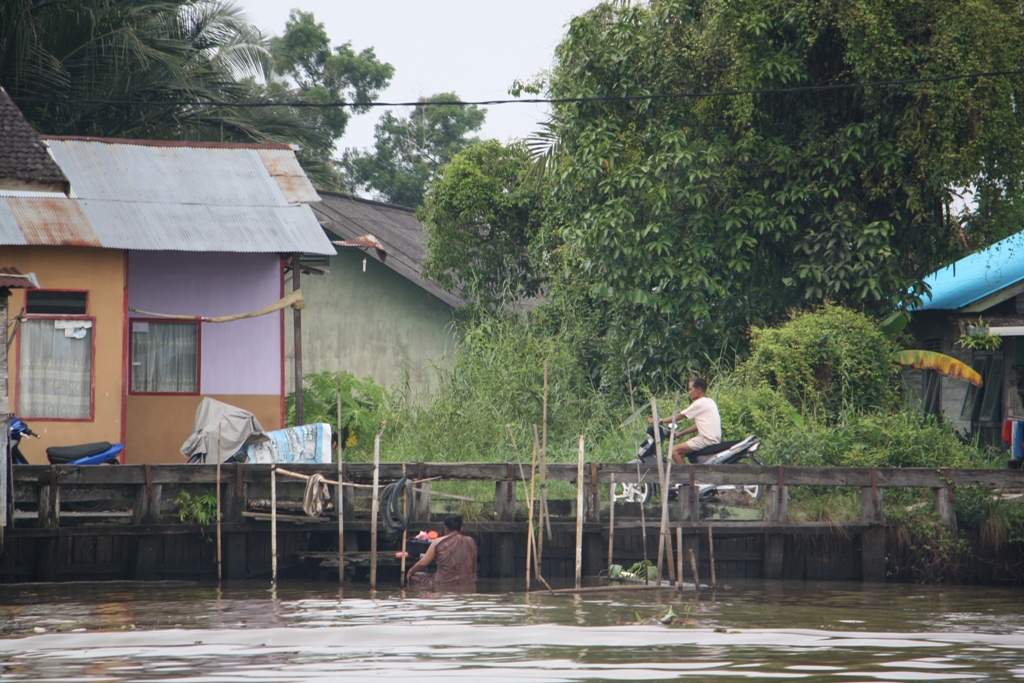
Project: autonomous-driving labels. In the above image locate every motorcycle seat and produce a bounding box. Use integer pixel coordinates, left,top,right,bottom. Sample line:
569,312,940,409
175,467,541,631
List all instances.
47,442,112,464
686,435,759,463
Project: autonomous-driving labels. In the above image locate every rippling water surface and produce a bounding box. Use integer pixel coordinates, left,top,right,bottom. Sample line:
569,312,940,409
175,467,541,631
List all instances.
1,580,1023,681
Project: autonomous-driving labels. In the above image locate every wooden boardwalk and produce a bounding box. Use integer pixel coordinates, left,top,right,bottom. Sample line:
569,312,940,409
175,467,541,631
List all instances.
4,462,1023,584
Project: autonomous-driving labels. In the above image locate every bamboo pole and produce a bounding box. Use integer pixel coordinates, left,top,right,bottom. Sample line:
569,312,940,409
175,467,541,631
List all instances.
540,361,551,542
708,525,717,588
526,425,540,591
574,435,585,590
342,374,350,581
651,398,666,585
270,464,277,585
607,473,615,573
687,548,699,591
662,392,679,585
676,527,684,592
216,424,222,583
370,431,381,590
400,463,408,587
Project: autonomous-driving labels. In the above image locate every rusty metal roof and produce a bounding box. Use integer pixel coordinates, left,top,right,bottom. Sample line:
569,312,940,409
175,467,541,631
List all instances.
0,267,39,289
0,138,334,254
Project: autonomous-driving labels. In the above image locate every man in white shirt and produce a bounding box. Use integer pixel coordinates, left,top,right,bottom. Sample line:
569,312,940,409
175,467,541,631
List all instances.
651,376,721,464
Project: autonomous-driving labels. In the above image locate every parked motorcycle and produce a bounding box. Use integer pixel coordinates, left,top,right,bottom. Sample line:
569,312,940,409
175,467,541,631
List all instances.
613,423,764,505
10,417,124,466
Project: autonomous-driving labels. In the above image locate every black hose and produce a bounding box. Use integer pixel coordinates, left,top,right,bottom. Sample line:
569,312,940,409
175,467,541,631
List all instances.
381,477,411,533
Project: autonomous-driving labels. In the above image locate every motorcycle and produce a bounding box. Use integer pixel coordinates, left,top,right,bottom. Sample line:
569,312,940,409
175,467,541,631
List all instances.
10,417,124,466
613,423,764,505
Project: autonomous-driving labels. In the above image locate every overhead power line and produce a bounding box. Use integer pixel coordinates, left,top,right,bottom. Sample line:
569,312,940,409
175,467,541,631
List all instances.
11,68,1024,109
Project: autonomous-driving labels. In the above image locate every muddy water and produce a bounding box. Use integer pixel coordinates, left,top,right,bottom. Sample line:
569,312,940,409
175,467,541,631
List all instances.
0,580,1023,681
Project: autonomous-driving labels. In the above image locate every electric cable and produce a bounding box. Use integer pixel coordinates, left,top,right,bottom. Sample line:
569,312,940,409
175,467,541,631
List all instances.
10,67,1024,110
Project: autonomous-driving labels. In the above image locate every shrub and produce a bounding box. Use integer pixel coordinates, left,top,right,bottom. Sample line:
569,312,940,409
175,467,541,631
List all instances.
743,305,898,418
286,371,388,456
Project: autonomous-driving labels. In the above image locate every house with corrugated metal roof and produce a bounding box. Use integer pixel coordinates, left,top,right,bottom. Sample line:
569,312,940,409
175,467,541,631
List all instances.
0,91,335,463
289,192,464,396
910,231,1024,442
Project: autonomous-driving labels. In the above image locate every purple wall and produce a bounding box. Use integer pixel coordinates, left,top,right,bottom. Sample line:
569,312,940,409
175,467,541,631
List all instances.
128,251,282,395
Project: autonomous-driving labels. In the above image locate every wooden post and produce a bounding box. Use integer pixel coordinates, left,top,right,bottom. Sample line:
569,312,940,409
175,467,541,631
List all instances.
412,462,431,522
860,469,886,583
679,464,699,522
607,474,615,573
369,431,381,590
271,464,277,585
676,526,683,591
934,469,957,536
661,393,679,585
707,525,716,588
763,470,788,580
216,425,222,583
400,463,408,586
224,462,246,580
291,253,303,425
131,464,162,580
35,469,60,581
494,469,516,578
337,373,344,585
574,435,585,589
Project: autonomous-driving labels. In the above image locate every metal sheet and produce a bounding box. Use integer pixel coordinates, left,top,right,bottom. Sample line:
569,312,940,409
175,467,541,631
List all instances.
918,231,1024,310
0,201,27,246
0,267,38,289
0,139,336,254
256,149,320,204
6,197,99,246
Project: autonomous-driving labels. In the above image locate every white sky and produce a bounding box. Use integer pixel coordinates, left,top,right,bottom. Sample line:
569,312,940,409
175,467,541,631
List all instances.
238,0,600,154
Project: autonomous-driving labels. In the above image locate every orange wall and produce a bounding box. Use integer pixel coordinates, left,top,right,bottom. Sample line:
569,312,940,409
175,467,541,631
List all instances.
125,394,281,464
0,246,125,463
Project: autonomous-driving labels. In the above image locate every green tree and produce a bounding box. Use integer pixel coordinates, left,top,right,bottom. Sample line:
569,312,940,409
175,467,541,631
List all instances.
420,141,544,311
0,1,391,190
343,92,486,208
269,10,393,187
540,0,1024,381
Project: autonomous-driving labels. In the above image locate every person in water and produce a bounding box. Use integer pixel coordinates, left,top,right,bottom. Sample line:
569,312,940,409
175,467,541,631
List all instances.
407,514,478,587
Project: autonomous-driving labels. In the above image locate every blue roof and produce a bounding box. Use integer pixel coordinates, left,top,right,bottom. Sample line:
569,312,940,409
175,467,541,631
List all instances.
918,231,1024,310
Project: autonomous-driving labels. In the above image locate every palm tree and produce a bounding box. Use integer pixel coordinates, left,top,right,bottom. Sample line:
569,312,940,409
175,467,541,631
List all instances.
0,0,338,186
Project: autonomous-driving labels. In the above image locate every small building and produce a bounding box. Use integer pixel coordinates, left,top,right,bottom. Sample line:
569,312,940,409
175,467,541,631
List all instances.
910,231,1024,442
0,92,334,463
287,192,464,396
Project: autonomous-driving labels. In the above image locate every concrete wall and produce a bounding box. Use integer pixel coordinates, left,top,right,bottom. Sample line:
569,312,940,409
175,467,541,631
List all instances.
0,246,126,463
285,249,458,396
126,251,284,463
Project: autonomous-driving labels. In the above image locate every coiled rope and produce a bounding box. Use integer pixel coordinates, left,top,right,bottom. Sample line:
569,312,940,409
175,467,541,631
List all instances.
302,473,332,517
381,477,412,533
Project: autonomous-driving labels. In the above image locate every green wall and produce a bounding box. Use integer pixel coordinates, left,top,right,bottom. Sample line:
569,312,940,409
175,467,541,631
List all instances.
284,249,459,396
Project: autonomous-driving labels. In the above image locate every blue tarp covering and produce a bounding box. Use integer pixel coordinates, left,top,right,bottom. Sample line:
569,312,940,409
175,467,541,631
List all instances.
918,231,1024,310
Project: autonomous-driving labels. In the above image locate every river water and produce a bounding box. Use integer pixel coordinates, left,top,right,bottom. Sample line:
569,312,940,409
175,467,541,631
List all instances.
0,580,1022,681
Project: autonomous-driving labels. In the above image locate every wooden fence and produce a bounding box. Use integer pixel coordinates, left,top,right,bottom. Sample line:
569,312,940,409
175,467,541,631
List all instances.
5,462,1023,584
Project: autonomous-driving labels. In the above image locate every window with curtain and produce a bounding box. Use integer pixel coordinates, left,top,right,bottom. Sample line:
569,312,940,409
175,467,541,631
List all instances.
131,321,199,393
19,318,93,419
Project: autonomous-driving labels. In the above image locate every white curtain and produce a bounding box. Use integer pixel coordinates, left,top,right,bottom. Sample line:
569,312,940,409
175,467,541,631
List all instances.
20,319,92,418
132,321,198,393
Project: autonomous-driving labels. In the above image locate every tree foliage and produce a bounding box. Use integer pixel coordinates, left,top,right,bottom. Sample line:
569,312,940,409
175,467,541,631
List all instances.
269,10,393,187
0,1,392,190
343,92,485,207
420,141,544,311
538,0,1024,380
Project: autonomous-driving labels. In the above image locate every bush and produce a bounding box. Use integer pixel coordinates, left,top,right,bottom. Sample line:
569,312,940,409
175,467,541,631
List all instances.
286,371,388,456
743,305,898,418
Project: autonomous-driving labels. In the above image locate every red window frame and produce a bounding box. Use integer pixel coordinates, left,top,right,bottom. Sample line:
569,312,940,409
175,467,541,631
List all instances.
15,289,96,422
128,317,202,396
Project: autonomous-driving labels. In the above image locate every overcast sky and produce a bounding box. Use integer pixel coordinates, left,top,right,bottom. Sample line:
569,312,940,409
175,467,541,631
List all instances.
238,0,599,154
